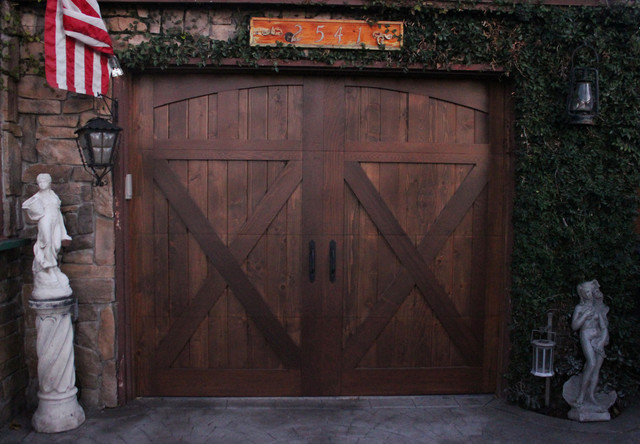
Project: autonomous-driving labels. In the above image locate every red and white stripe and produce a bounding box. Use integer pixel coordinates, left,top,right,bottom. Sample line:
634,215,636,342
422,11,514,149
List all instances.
45,0,118,97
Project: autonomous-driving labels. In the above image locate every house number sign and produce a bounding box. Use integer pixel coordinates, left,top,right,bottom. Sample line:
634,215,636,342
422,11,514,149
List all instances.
250,18,403,50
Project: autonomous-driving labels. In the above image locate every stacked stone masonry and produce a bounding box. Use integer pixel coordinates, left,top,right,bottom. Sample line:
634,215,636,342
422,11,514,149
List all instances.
17,70,119,409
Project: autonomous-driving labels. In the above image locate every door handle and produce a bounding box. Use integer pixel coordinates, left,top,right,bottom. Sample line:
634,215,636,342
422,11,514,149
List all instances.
329,240,336,283
309,240,316,282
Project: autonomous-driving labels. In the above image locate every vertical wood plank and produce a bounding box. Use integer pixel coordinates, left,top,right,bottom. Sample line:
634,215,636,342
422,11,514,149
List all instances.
288,86,303,141
168,160,189,367
207,94,218,139
377,162,400,367
286,176,302,348
362,88,381,142
475,110,490,144
268,161,289,369
345,87,360,142
321,76,345,393
208,160,229,369
188,96,208,140
456,105,475,144
380,90,407,143
168,101,187,140
218,90,239,139
154,106,168,140
227,161,248,368
268,86,288,140
408,93,430,143
247,159,268,368
249,87,268,140
188,159,209,368
300,77,325,394
131,76,155,394
238,89,248,140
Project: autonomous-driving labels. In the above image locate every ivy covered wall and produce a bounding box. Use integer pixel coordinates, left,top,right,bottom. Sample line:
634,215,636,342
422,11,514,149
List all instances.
112,2,640,414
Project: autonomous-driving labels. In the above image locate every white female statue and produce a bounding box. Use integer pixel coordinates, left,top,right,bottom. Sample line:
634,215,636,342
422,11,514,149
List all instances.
23,173,84,433
563,279,616,422
22,173,72,299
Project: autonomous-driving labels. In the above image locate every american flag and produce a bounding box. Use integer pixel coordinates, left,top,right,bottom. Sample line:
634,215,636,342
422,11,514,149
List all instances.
45,0,122,97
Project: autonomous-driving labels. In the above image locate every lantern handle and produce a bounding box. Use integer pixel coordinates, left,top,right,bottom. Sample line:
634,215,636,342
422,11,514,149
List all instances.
571,44,599,69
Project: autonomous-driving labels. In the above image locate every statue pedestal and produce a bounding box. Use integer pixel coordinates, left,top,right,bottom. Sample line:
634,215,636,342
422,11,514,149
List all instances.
29,297,85,433
562,374,616,422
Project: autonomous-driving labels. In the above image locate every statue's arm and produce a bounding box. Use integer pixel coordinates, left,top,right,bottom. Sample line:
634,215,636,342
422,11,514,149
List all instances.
571,305,589,331
597,313,609,347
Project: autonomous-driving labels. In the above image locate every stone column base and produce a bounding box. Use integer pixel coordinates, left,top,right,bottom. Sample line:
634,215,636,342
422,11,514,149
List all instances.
567,407,610,422
32,388,86,433
29,296,85,433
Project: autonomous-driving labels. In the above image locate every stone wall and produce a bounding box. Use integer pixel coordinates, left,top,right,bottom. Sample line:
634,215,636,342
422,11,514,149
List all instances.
17,74,118,409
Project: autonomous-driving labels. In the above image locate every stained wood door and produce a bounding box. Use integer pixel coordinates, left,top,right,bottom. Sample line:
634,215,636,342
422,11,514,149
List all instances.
128,73,509,396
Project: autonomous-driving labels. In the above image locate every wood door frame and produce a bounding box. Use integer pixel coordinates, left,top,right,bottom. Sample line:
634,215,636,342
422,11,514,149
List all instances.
114,66,514,404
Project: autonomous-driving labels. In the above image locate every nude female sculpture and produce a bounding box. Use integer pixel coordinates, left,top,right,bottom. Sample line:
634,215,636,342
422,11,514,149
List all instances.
572,280,608,406
563,279,616,421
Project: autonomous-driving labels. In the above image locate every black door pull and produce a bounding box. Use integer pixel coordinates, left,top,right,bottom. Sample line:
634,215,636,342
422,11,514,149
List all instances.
329,240,336,283
309,240,316,282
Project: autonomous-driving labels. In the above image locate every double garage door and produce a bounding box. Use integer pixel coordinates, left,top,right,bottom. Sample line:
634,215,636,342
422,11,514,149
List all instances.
128,73,510,396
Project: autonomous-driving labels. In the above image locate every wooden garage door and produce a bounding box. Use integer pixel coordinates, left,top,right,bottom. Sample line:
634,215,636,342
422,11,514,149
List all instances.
128,73,509,396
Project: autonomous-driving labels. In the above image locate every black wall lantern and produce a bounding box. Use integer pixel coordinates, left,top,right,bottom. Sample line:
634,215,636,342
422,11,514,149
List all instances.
75,100,121,186
567,44,599,125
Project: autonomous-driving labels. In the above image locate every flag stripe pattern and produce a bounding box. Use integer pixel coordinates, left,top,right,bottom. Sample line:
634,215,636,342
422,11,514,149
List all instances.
45,0,115,97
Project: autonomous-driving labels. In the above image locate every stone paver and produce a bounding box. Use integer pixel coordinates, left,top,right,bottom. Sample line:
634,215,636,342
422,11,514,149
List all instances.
1,395,638,443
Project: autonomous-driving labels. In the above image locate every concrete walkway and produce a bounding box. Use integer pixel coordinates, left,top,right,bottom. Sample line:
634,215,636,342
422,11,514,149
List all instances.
1,395,639,443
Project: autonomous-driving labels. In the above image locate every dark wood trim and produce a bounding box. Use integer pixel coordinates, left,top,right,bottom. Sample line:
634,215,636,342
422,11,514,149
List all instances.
498,80,516,397
101,0,616,7
149,369,302,397
130,59,505,77
153,139,302,151
113,75,132,405
341,368,485,395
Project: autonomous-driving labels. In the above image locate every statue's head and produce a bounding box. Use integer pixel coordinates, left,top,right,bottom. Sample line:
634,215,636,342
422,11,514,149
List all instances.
36,173,52,191
577,279,599,303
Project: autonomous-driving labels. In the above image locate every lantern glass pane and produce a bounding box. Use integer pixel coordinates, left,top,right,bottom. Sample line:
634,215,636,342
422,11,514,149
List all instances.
531,339,555,377
570,81,594,112
88,131,116,166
